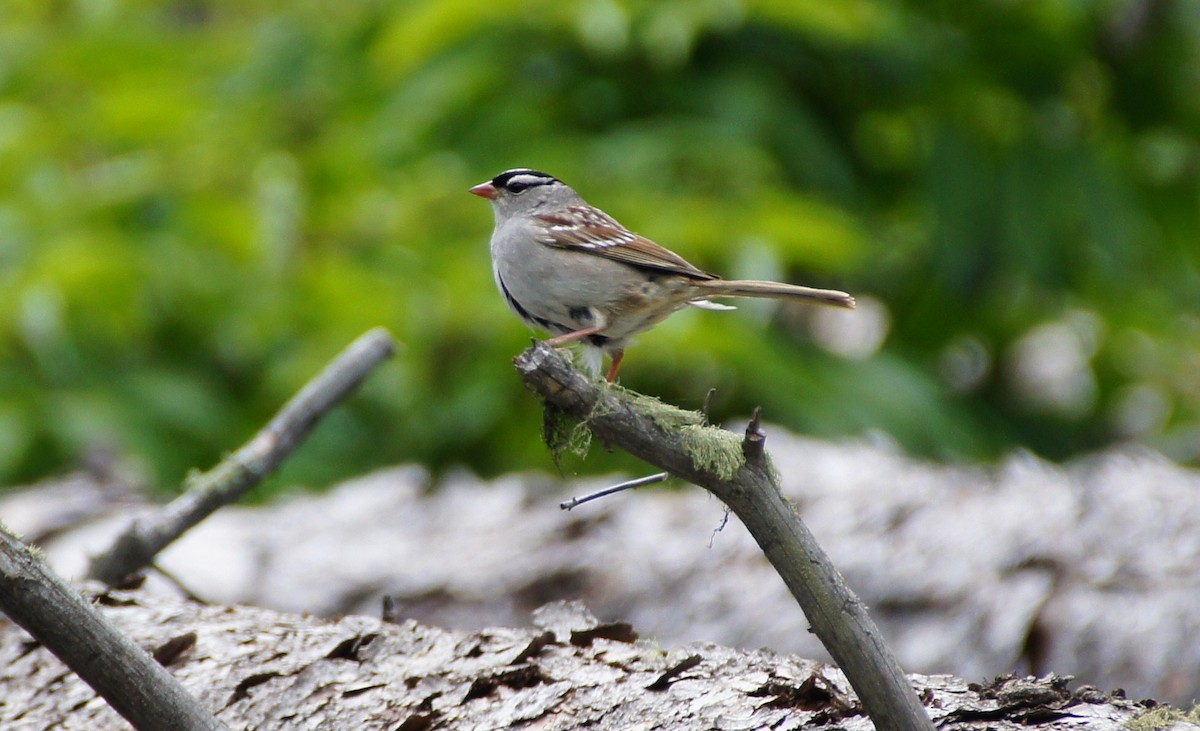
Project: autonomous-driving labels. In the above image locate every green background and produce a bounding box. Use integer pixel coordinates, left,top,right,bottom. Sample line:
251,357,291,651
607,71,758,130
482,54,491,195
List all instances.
2,0,1198,492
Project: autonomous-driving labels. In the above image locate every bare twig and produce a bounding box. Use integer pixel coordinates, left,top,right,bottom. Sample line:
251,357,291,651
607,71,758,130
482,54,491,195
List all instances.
742,406,765,459
87,328,397,585
151,561,208,604
516,342,934,731
559,472,669,510
701,388,717,425
0,525,225,730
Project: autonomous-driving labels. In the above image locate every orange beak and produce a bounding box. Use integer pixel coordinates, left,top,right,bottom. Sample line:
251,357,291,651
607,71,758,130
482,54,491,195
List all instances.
469,182,498,199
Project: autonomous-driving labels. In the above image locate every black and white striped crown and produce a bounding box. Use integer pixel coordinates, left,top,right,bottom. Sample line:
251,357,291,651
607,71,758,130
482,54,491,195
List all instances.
491,168,560,193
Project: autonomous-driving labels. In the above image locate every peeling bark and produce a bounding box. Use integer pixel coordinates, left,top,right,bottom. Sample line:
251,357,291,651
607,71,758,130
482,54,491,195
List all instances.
0,590,1153,731
0,590,1161,729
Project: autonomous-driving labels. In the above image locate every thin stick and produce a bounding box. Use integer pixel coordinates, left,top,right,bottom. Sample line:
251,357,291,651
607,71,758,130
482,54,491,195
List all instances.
151,561,208,604
560,472,669,510
87,328,397,585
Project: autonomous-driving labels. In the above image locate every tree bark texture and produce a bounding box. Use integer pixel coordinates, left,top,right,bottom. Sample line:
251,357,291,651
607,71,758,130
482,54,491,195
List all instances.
0,588,1143,731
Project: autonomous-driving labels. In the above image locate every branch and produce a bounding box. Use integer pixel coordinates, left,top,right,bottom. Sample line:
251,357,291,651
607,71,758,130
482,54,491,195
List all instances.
515,342,934,731
559,472,668,510
87,328,397,585
0,525,225,729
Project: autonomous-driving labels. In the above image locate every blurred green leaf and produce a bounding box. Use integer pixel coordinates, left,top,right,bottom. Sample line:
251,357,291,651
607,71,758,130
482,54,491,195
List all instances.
0,0,1198,492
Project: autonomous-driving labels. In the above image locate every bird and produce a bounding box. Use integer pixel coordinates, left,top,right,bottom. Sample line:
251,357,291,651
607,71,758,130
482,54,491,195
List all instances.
470,168,855,382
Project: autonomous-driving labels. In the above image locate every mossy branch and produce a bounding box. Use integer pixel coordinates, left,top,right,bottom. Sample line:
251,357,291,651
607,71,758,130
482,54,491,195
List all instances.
87,327,397,585
515,342,934,731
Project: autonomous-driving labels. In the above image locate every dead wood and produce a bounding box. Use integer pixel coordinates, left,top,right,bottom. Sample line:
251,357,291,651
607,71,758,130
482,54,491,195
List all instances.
0,527,224,730
7,435,1199,705
0,588,1151,731
86,327,396,585
515,342,933,731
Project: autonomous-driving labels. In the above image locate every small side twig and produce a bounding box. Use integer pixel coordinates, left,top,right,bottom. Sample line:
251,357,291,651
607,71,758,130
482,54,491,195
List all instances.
151,562,208,604
559,472,669,510
0,526,225,730
87,327,397,585
742,406,766,459
701,388,717,425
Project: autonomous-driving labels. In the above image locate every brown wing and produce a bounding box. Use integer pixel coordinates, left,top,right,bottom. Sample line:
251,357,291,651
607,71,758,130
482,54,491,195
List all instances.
534,206,715,280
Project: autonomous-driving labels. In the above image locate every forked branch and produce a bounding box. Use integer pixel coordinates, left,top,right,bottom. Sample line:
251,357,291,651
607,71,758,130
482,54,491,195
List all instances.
515,342,934,731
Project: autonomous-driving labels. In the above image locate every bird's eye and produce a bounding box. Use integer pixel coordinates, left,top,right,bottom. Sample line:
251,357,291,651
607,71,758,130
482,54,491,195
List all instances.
506,180,531,194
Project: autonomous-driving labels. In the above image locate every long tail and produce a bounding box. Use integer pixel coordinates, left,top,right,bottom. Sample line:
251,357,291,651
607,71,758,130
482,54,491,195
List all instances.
691,279,855,309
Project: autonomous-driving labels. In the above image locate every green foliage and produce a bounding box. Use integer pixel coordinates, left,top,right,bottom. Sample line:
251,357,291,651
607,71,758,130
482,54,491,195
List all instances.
1,0,1197,491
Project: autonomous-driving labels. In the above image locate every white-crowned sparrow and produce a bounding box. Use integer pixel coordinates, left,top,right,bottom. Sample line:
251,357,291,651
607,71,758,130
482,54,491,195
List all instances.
471,168,855,381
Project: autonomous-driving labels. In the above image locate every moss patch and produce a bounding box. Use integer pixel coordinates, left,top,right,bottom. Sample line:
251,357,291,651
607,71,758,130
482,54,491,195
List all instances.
542,402,591,465
1126,706,1200,731
541,386,624,464
540,380,746,479
610,385,704,430
680,424,744,481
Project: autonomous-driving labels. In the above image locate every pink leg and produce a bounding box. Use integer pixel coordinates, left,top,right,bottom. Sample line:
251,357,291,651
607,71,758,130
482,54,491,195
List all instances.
545,326,606,347
605,350,625,382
